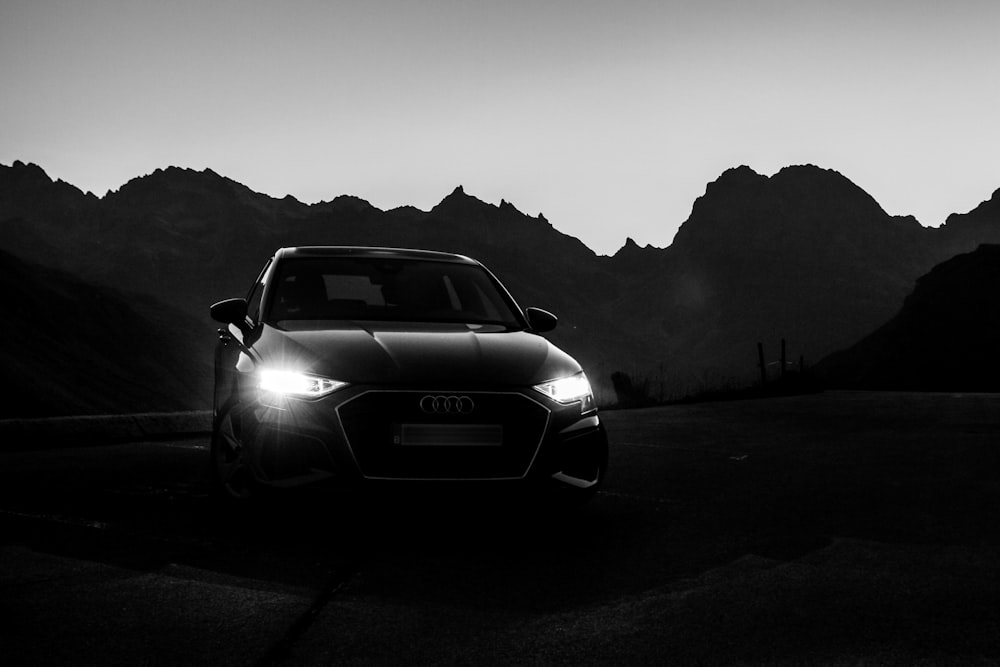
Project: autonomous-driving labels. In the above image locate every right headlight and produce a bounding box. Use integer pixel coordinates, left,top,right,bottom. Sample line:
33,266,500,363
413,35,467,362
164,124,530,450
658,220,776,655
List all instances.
532,371,595,411
258,369,347,400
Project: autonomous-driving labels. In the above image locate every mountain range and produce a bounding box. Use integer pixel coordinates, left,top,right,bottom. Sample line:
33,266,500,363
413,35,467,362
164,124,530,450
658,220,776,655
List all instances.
1,160,998,416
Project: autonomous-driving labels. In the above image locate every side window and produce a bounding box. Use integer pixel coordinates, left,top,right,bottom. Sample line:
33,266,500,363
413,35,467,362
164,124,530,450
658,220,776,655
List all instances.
442,276,462,311
245,259,272,323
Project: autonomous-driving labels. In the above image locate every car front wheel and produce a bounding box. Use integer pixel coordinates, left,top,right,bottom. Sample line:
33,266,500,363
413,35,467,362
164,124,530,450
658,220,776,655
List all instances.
209,410,257,502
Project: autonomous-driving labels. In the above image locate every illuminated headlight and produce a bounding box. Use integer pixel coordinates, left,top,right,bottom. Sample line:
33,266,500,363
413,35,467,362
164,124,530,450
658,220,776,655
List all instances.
258,369,346,400
533,371,595,411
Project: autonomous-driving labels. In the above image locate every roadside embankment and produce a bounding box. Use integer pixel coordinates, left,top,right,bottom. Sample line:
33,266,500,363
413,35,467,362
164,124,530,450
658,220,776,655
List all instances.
0,411,212,449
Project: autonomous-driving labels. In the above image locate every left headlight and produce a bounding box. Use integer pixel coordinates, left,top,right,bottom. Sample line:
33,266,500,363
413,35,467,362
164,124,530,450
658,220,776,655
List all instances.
533,371,595,411
258,369,347,400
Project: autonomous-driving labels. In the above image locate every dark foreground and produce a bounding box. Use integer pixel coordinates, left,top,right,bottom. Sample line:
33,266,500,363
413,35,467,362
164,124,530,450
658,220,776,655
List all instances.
2,391,999,665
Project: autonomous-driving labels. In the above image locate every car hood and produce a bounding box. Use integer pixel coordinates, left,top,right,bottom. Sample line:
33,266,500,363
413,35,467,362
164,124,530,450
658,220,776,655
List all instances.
249,321,581,387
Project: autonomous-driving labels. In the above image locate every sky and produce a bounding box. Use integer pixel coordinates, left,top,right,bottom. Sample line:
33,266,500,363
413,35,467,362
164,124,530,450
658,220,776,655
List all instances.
2,0,998,256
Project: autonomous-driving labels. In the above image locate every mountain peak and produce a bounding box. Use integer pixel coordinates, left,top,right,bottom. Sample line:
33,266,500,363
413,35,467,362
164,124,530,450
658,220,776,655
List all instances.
437,184,480,205
610,237,642,258
430,185,492,219
327,194,376,214
718,164,762,180
775,163,837,177
608,237,665,267
0,160,92,209
3,160,55,186
109,164,244,202
672,163,896,258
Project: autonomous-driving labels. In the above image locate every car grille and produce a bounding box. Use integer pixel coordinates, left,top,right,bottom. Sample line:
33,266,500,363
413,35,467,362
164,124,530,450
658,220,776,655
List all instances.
336,390,550,479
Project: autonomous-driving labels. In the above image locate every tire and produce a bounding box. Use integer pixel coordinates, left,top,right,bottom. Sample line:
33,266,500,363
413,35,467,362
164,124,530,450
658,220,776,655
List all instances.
209,409,258,502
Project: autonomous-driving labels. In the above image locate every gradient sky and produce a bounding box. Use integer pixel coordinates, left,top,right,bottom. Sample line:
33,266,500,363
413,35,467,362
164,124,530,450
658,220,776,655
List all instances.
2,0,998,255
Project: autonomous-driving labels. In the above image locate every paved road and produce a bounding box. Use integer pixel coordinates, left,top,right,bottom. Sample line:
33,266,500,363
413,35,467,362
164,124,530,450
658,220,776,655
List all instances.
2,392,999,665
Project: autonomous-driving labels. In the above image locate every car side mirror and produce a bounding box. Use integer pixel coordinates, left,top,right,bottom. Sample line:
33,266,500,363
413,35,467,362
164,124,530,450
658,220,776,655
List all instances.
210,298,248,324
525,307,557,333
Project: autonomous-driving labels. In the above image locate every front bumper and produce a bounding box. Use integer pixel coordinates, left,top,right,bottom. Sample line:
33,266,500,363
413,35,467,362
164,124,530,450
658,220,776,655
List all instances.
235,384,608,491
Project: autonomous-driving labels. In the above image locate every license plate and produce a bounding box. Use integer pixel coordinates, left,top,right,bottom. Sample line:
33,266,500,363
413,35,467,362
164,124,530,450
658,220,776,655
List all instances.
393,424,503,447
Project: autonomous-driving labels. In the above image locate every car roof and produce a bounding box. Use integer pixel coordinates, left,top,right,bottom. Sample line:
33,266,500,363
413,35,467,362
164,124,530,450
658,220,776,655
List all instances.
273,246,480,265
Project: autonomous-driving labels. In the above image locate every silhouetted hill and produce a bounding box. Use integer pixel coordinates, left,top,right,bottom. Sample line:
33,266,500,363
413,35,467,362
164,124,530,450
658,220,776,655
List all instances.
816,245,1000,390
0,249,212,417
1,159,998,414
600,165,964,391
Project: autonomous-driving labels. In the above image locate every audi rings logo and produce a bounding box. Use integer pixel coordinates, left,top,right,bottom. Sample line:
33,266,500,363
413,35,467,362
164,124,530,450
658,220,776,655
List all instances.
419,395,475,415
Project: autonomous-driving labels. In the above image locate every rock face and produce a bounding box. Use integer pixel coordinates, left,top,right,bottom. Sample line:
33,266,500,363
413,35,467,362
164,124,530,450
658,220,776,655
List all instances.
1,160,998,414
815,245,1000,391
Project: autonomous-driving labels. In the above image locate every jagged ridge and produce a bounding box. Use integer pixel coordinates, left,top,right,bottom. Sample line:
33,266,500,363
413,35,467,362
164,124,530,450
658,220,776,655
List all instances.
1,160,999,413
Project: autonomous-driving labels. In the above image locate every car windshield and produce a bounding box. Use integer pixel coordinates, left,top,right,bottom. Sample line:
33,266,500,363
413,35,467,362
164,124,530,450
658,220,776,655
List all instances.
264,257,524,327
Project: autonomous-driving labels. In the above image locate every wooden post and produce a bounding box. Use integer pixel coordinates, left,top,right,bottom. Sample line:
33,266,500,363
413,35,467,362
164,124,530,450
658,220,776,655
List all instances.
658,362,664,402
757,342,766,386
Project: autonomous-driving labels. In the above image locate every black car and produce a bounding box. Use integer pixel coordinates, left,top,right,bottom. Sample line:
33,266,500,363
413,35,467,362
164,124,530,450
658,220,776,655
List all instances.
209,246,608,504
